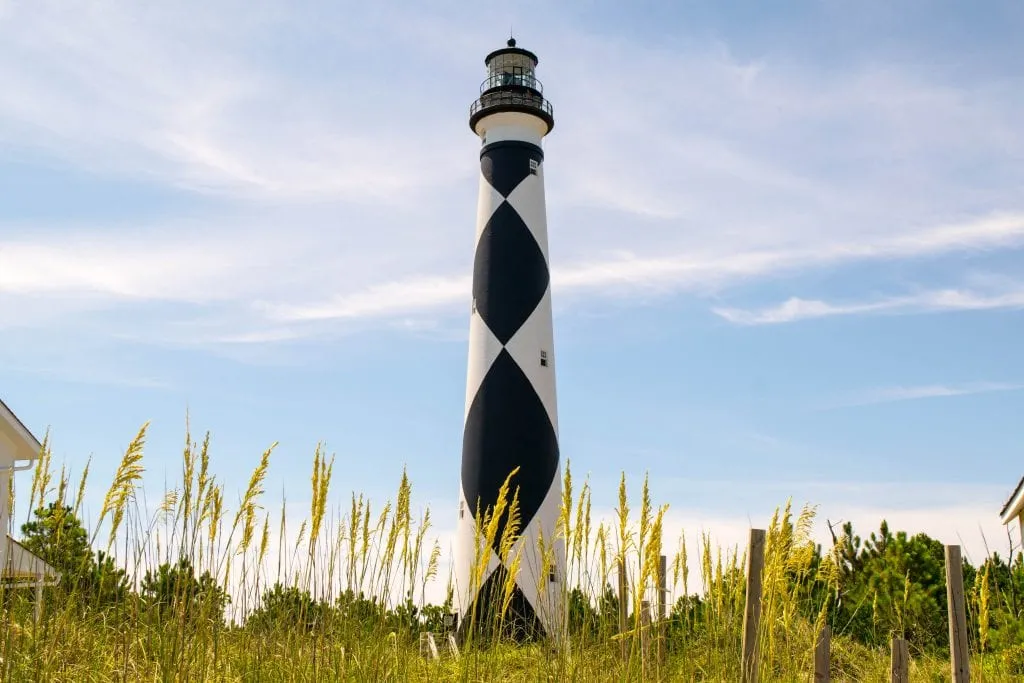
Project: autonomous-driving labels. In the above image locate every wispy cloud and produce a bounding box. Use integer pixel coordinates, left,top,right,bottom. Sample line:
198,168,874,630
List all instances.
3,212,1024,347
828,382,1024,408
0,2,474,202
714,281,1024,325
1,1,1022,353
267,275,472,323
258,212,1024,328
715,297,894,325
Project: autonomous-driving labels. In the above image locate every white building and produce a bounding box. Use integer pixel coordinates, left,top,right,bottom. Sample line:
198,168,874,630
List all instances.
1,398,60,606
1000,474,1024,541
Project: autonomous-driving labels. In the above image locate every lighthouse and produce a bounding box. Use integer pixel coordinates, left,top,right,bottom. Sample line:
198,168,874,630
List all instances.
453,38,565,642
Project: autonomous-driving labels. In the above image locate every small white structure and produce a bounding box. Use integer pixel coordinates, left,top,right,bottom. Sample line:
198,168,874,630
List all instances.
1000,474,1024,540
1,398,60,615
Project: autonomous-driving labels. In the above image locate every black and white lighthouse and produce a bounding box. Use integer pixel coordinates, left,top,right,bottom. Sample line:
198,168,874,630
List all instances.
454,38,565,641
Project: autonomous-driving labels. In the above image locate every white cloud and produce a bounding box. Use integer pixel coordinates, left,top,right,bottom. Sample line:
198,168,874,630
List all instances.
715,297,891,325
557,211,1024,292
826,382,1024,408
249,211,1024,331
0,2,475,202
714,281,1024,325
2,211,1023,348
0,2,1022,351
267,275,472,323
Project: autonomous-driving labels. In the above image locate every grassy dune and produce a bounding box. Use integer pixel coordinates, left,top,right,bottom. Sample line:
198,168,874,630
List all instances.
1,423,1020,681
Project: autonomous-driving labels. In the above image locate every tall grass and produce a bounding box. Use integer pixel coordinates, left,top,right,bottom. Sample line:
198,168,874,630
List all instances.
0,425,1017,681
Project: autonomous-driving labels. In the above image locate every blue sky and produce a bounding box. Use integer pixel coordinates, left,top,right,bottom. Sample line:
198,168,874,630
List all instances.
1,0,1023,569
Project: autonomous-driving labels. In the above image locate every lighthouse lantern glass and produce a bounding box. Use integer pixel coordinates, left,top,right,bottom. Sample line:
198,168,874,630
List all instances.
486,52,538,90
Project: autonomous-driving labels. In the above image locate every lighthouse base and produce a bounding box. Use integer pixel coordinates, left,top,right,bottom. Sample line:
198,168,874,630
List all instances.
456,563,547,644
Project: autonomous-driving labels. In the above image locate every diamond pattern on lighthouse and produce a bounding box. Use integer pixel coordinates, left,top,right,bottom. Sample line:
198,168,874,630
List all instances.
461,140,561,634
472,201,549,345
480,143,540,197
458,119,566,647
463,311,504,421
475,181,506,241
502,287,558,433
461,348,559,555
504,169,549,259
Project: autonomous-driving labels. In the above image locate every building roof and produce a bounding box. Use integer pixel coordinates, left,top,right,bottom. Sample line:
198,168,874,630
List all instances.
2,536,60,585
1000,474,1024,525
0,397,43,462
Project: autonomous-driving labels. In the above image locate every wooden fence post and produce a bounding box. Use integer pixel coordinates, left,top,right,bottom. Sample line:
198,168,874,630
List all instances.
741,528,766,683
657,555,667,619
814,624,830,682
618,557,628,660
659,557,667,667
945,545,970,682
890,637,909,683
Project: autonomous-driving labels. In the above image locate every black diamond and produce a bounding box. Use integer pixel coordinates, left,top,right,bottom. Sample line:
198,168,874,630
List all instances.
456,562,546,643
480,141,543,197
462,349,559,556
473,202,549,345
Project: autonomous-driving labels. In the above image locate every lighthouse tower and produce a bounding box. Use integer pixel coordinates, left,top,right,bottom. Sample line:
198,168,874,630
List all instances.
453,38,565,642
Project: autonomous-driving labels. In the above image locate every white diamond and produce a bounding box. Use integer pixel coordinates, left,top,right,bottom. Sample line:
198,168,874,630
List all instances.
464,311,505,421
502,287,558,434
504,165,549,262
475,177,507,246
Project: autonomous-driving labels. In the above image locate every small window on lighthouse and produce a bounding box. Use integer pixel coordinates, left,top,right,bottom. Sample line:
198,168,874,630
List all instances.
529,159,539,175
459,501,464,519
549,568,557,583
540,350,549,367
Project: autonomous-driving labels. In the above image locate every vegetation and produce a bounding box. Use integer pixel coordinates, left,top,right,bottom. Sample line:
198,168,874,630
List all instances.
1,423,1022,680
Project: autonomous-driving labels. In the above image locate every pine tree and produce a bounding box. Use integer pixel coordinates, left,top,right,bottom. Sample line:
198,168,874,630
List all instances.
20,502,127,607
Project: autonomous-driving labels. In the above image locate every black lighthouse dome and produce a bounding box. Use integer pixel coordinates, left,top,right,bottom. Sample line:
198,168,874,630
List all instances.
469,38,554,134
